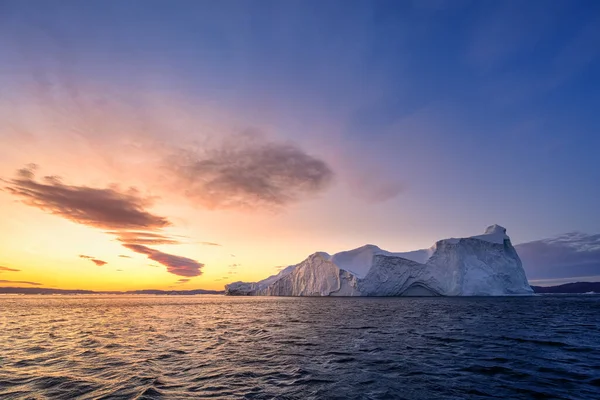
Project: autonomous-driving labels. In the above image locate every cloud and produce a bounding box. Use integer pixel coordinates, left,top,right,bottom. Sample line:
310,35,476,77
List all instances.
516,232,600,280
0,266,20,272
79,255,107,266
122,244,203,277
3,165,170,230
4,166,208,278
175,278,190,284
200,242,221,246
113,231,180,245
168,132,334,210
348,175,404,203
118,255,131,258
116,269,124,271
0,280,41,286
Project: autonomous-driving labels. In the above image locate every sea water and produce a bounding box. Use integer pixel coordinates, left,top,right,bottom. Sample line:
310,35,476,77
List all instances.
1,295,599,399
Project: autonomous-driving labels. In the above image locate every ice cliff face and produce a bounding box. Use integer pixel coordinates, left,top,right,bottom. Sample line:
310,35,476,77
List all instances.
225,225,533,296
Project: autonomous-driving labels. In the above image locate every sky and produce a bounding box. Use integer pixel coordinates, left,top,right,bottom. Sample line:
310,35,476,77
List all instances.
1,0,599,290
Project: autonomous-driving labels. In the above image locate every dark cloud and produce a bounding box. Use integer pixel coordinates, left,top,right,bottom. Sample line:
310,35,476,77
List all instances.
169,132,334,210
516,232,600,280
118,255,131,258
5,165,209,278
123,244,203,277
4,165,170,230
113,231,180,245
0,266,20,272
0,280,41,286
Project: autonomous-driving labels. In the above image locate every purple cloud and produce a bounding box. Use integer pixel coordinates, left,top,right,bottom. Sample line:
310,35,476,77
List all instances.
122,244,203,277
79,255,107,266
3,165,170,230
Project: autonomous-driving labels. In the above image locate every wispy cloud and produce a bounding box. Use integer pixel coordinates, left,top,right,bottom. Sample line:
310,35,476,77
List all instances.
175,278,190,284
0,280,41,286
79,255,108,266
118,255,131,258
168,132,334,210
0,266,20,272
200,242,221,246
3,165,170,230
114,231,180,245
123,244,203,277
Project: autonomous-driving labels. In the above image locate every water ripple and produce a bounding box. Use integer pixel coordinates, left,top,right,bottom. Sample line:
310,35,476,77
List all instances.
1,295,600,399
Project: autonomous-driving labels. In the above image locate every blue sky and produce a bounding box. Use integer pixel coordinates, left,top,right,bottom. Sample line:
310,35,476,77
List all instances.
1,0,599,288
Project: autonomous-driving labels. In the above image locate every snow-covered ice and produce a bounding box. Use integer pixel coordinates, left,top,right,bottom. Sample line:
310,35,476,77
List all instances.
225,225,533,296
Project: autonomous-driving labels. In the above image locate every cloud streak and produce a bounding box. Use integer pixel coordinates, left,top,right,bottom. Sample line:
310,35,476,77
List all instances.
0,280,41,286
122,244,203,277
79,255,108,266
169,132,334,210
114,231,180,245
0,266,20,272
4,165,170,230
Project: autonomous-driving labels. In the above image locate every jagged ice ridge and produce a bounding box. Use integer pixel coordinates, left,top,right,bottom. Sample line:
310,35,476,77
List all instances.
225,225,533,296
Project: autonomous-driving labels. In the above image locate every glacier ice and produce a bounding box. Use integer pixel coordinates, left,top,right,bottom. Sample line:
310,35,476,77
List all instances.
225,225,534,296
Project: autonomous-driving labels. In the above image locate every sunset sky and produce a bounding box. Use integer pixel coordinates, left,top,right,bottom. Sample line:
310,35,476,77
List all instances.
1,0,599,290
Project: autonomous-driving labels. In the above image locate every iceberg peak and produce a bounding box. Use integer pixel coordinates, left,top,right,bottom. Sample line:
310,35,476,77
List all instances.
485,224,507,235
468,224,510,245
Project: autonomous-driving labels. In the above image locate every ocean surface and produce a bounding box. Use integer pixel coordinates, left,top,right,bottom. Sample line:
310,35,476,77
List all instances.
1,295,599,399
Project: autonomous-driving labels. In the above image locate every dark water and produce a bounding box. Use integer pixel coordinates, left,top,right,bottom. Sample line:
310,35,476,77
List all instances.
1,295,599,399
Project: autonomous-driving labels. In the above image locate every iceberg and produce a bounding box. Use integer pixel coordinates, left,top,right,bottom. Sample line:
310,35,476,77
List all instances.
225,225,534,296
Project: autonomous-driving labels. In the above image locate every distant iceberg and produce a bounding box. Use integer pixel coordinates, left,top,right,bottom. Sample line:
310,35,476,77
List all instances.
226,225,533,296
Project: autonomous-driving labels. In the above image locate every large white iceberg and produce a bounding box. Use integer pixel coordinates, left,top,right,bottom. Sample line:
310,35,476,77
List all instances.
225,225,533,296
